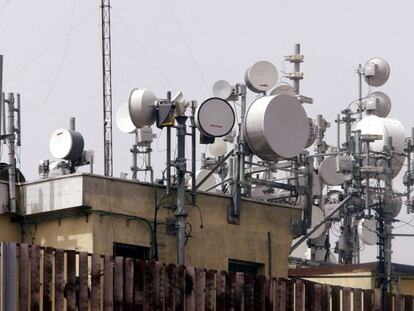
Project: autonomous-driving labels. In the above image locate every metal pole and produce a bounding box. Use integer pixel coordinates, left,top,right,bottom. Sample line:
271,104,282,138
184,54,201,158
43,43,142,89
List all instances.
6,93,16,213
190,101,197,205
0,56,3,138
69,117,76,131
174,116,188,265
337,114,341,150
16,94,21,147
294,43,301,94
166,93,172,195
358,64,363,120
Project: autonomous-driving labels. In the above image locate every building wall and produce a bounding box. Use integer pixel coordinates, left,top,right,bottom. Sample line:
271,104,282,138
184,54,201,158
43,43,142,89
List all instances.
303,272,375,289
0,214,21,243
18,174,301,277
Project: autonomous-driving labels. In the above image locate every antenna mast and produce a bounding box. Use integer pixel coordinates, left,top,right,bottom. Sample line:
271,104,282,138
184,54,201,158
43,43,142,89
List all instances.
101,0,113,176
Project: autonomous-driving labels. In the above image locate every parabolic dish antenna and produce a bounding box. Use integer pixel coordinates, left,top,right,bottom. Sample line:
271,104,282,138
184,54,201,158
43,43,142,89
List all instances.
364,57,390,87
50,129,84,161
319,156,343,186
270,83,296,97
305,118,316,148
244,94,309,161
188,169,217,192
116,102,136,133
195,97,235,137
367,91,391,118
245,61,278,93
208,138,227,157
128,89,157,128
357,218,377,245
212,80,233,100
355,115,405,177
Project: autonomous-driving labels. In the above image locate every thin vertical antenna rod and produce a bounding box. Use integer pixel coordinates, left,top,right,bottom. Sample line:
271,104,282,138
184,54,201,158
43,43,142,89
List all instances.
101,0,113,176
0,55,3,137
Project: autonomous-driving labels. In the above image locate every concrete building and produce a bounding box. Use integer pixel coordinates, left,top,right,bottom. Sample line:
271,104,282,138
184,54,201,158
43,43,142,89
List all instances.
0,173,301,278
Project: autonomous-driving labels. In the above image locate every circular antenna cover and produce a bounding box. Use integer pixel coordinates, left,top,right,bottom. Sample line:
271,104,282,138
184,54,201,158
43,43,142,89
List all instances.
355,115,405,178
195,97,235,137
364,57,390,87
116,102,136,133
128,89,157,128
357,218,377,245
188,169,217,192
245,61,278,93
244,94,309,160
208,138,227,157
369,91,391,118
50,129,84,161
212,80,233,100
270,83,296,96
319,156,343,186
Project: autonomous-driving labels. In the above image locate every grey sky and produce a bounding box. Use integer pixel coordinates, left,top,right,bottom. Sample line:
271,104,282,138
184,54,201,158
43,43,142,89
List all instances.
1,0,414,263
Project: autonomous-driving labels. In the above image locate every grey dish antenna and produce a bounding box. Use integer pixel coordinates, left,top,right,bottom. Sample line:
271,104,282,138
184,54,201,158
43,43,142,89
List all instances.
128,89,157,128
49,129,84,161
195,97,235,137
212,80,234,100
116,102,136,133
364,57,390,87
366,91,391,118
270,83,295,97
245,61,278,93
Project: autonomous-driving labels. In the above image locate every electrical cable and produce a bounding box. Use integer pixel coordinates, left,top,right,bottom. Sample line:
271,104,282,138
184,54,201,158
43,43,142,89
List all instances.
111,10,174,90
25,0,76,114
163,0,210,96
5,7,99,85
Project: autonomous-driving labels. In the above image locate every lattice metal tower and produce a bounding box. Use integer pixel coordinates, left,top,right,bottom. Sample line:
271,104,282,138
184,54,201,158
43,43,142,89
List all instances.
101,0,113,176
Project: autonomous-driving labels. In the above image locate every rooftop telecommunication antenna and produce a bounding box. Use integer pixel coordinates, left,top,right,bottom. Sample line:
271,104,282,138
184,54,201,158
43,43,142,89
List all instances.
101,0,113,176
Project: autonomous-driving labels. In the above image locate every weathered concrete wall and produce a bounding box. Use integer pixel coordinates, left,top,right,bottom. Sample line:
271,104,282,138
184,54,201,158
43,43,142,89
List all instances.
0,214,21,242
18,174,301,277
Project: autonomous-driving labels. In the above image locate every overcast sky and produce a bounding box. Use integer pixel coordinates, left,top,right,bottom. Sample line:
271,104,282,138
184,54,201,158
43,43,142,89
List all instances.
1,0,414,264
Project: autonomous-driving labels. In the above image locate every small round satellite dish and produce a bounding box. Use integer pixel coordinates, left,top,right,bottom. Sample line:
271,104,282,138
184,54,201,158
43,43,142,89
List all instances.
212,80,233,100
270,83,296,96
244,61,278,93
364,57,390,87
50,129,84,161
368,91,392,118
188,169,217,192
357,218,377,245
308,207,326,239
195,97,235,137
244,94,309,160
116,102,136,133
319,156,343,186
128,89,157,128
208,138,227,157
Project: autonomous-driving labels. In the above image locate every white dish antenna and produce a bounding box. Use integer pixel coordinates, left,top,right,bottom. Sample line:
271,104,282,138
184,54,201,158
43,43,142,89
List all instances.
270,83,295,97
245,61,278,93
195,97,235,137
49,129,84,161
208,138,227,157
128,89,157,128
212,80,233,100
355,115,405,177
188,169,217,192
319,156,343,186
364,57,390,87
244,94,309,161
308,207,326,239
357,218,377,245
116,102,136,133
366,91,391,118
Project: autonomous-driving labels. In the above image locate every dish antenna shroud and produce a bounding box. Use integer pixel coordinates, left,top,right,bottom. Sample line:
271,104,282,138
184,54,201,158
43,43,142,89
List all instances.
245,60,278,93
244,94,309,161
116,102,136,133
128,89,157,129
366,91,391,118
195,97,235,137
212,80,234,100
50,129,84,161
364,57,390,87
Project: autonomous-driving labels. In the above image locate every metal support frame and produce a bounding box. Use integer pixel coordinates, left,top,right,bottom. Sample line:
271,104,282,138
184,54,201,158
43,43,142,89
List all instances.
174,116,188,265
101,0,113,177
